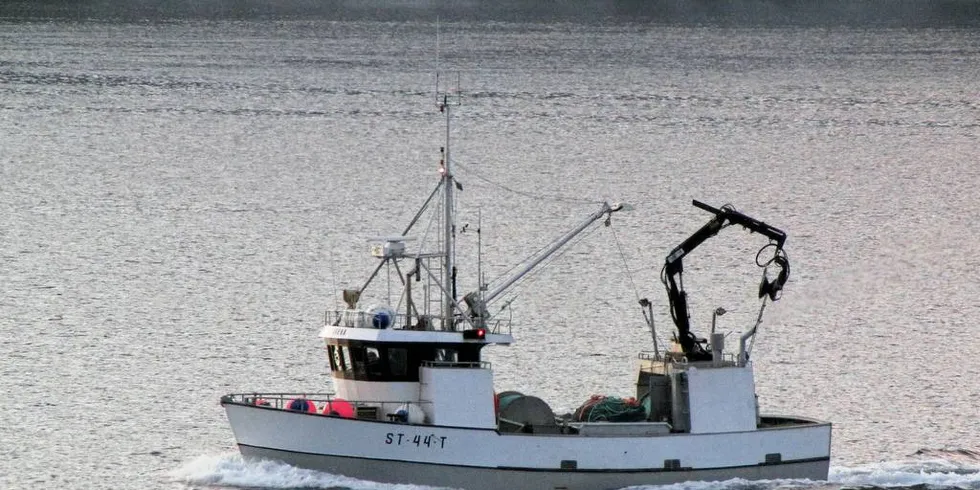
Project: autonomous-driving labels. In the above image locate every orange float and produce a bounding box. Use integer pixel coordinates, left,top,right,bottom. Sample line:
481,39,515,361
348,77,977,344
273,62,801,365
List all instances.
322,398,355,418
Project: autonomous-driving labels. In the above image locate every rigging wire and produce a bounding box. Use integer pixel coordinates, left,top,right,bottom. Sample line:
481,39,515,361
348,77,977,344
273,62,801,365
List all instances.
610,224,642,307
454,159,603,205
610,224,666,348
747,297,769,361
322,232,340,313
451,158,607,294
394,183,443,317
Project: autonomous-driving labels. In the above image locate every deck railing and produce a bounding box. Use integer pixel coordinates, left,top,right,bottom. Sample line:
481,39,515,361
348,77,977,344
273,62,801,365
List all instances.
324,308,512,335
221,392,432,422
420,360,492,369
637,351,738,371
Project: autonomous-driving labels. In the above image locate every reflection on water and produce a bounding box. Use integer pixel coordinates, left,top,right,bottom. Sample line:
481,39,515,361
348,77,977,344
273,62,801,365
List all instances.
2,17,979,490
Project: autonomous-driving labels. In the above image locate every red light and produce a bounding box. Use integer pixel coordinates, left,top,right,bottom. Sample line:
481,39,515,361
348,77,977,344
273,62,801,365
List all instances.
463,328,486,340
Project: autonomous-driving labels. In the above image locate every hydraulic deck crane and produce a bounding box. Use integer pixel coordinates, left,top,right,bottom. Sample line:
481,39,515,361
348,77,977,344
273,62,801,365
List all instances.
662,200,791,361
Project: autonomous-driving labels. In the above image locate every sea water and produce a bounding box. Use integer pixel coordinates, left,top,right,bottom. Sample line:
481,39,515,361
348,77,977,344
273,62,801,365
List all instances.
1,7,979,490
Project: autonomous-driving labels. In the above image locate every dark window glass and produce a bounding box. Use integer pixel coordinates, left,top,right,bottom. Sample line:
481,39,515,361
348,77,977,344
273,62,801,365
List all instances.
338,346,350,373
387,347,408,377
327,345,339,371
459,346,481,363
436,348,458,363
349,346,367,376
365,347,383,377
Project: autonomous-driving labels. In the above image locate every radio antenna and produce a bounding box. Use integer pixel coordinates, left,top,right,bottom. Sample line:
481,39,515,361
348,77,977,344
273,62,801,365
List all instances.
435,17,440,105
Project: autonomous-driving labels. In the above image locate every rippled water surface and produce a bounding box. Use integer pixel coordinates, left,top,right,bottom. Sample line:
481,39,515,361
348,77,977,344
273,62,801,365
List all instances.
1,17,979,490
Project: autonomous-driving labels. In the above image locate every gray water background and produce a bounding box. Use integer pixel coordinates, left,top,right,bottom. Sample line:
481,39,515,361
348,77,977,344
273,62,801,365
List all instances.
1,14,979,490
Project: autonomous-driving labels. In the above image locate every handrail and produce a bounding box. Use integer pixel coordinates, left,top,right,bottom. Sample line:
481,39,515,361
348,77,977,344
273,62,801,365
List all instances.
324,309,412,330
324,308,512,335
636,352,739,373
421,360,491,369
221,392,432,417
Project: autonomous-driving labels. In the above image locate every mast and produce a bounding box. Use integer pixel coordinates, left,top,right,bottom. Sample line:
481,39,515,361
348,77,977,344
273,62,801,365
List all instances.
439,94,455,330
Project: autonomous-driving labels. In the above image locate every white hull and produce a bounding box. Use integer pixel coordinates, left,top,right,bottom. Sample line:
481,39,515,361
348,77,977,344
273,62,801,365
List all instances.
223,403,831,490
240,445,828,490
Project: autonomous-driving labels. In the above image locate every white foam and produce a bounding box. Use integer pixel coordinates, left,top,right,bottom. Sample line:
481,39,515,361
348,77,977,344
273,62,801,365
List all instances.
623,477,823,490
170,453,980,490
629,478,824,490
623,460,980,490
830,460,980,488
169,452,456,490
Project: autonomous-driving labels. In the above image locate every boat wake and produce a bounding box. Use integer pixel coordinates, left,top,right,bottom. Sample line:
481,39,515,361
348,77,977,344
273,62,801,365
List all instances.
627,452,980,490
169,452,452,490
171,451,980,490
829,452,980,489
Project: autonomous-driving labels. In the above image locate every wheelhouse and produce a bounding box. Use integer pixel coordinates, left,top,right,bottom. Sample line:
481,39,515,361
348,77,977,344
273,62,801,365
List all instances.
325,340,487,382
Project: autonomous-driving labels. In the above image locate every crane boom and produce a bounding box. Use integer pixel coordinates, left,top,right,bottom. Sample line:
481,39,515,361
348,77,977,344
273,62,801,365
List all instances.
464,201,626,324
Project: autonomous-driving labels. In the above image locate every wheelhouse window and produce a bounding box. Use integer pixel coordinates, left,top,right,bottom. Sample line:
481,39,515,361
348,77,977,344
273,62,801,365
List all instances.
365,346,383,377
339,346,351,374
348,346,367,377
327,345,339,371
435,348,458,363
327,342,487,381
387,347,408,377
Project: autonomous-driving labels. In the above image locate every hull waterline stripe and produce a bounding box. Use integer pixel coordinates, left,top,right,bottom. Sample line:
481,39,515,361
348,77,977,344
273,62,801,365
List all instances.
237,443,830,474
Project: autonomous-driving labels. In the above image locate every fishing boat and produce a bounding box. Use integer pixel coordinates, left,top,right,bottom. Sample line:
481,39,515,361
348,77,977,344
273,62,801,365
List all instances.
220,92,832,490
